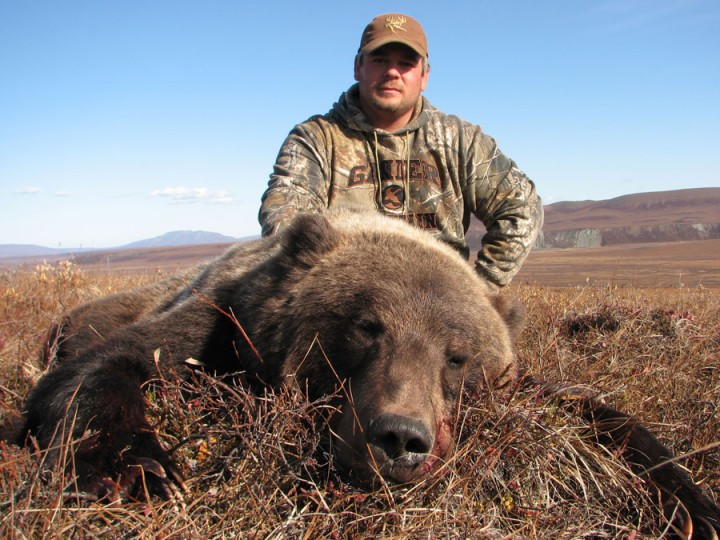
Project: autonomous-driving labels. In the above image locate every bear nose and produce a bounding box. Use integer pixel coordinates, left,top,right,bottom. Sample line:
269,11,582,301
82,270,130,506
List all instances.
367,413,433,459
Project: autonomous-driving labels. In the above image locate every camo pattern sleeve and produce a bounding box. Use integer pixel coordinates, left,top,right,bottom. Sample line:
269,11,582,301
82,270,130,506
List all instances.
259,121,329,237
463,127,544,288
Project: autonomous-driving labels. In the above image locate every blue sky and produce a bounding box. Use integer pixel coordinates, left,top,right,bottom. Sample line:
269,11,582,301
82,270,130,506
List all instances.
1,0,718,248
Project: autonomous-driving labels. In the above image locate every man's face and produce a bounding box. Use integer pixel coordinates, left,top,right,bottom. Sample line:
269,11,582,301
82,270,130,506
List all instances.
354,43,429,128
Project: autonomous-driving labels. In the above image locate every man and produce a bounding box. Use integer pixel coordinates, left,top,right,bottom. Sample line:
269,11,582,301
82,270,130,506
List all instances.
259,13,543,289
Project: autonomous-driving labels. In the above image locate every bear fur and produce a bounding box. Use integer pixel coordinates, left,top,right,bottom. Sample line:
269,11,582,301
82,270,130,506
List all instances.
10,210,720,534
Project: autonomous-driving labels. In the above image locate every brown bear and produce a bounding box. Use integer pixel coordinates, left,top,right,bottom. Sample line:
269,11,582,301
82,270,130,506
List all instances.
10,210,720,535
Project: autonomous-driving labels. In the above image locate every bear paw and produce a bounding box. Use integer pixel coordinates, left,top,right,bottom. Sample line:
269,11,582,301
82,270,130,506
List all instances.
76,455,187,504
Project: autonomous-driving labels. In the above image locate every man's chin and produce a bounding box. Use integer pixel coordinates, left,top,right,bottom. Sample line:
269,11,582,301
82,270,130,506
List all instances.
370,97,401,112
369,96,414,117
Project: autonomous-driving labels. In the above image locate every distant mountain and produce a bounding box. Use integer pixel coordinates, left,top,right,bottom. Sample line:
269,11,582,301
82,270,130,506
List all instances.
120,230,241,249
0,231,250,261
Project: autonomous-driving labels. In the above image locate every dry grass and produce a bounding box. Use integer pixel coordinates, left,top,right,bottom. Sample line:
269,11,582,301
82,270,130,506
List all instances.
1,261,719,538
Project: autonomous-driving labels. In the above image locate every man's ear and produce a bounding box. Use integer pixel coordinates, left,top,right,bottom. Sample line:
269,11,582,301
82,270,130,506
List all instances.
420,63,430,91
354,54,361,81
490,294,526,345
279,213,339,269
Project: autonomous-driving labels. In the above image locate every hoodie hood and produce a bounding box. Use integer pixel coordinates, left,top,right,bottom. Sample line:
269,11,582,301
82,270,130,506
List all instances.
330,84,432,135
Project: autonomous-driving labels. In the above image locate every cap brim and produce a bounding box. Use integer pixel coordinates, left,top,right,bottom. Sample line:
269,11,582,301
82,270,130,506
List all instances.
361,37,426,58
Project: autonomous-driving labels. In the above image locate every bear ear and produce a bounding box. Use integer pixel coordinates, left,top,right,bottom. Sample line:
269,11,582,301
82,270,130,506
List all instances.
490,294,526,344
279,213,339,267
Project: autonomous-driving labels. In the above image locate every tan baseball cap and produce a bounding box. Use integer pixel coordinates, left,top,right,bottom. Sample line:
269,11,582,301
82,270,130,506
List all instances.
359,13,428,59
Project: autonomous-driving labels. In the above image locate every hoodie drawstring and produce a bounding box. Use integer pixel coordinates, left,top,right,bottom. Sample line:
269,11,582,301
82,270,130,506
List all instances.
372,131,384,209
404,131,411,213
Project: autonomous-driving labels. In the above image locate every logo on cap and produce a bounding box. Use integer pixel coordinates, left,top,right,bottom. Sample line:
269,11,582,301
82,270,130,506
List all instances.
384,15,407,34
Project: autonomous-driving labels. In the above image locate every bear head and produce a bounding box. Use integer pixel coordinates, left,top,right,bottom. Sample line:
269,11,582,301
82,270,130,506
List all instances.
263,211,523,485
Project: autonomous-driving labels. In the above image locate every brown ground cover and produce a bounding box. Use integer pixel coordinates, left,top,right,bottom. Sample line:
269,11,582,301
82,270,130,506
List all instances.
1,254,719,538
519,239,720,288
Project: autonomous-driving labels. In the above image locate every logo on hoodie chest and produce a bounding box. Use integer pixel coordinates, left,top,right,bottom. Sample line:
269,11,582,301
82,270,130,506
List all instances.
348,159,440,187
382,184,405,210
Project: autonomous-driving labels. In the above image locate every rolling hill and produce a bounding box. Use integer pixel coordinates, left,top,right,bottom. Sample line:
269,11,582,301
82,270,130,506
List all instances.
465,187,720,250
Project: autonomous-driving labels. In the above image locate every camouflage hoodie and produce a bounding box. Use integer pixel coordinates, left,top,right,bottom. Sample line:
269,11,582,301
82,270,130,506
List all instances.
259,84,543,288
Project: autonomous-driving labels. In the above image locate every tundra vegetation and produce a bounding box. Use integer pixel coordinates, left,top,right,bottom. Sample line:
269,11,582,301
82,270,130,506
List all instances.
1,259,718,539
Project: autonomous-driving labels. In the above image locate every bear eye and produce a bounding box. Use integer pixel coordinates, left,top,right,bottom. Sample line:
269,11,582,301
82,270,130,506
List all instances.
448,355,469,367
356,318,384,339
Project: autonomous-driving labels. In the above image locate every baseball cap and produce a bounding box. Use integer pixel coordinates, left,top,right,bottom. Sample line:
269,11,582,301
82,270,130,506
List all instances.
359,13,428,59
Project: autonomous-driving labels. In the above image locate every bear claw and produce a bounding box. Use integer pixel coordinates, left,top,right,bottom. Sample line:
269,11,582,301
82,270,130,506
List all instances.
122,456,188,501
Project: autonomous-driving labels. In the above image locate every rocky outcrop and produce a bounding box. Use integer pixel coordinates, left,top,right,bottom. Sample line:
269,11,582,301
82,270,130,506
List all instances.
536,229,603,249
536,223,720,249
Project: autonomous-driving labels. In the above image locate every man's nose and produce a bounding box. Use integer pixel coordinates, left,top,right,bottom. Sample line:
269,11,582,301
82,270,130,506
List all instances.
384,65,401,78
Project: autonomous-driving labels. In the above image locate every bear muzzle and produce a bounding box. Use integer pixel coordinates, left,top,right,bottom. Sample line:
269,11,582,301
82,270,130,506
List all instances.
366,413,434,483
334,408,454,484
